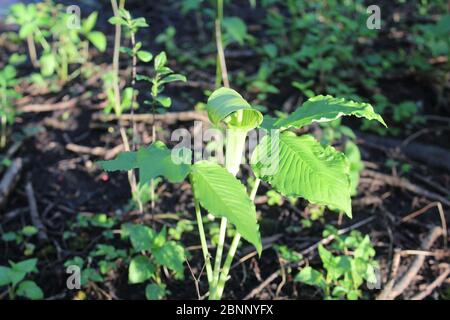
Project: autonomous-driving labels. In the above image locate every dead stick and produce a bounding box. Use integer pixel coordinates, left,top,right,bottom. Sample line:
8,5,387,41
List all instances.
19,98,78,113
25,181,48,241
93,111,209,124
411,265,450,300
378,227,443,300
243,271,280,300
0,158,23,208
362,170,450,207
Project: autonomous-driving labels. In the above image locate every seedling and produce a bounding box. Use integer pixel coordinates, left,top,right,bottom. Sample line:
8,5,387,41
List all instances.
295,227,378,300
123,223,185,300
2,225,39,256
7,1,106,83
0,258,43,300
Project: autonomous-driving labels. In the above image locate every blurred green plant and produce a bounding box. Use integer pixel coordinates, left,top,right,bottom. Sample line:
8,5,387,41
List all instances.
0,65,21,149
0,258,43,300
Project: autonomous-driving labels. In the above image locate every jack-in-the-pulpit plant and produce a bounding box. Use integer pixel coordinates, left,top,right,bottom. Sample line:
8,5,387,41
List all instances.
99,86,386,299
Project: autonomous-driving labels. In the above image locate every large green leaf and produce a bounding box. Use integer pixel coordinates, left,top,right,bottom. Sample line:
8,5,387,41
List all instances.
252,133,352,217
190,161,262,254
206,87,263,130
98,141,190,185
275,95,386,129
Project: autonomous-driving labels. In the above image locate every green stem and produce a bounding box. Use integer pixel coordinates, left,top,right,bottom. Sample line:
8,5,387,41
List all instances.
214,178,260,299
211,216,227,298
192,182,214,286
214,233,240,299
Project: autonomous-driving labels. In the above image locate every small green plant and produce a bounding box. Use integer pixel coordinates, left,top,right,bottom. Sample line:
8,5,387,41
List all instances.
2,226,39,256
0,258,43,300
7,1,106,83
107,7,186,211
122,223,186,300
295,227,378,300
0,64,21,149
6,2,48,68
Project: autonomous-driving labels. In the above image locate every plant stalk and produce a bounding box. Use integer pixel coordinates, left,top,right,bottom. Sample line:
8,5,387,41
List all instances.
26,34,39,68
214,178,260,299
192,185,214,286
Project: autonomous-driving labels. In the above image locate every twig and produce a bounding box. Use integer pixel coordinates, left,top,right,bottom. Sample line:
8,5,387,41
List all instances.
66,143,124,160
25,181,48,241
243,270,280,300
93,111,209,125
0,158,23,208
19,98,78,113
411,265,450,300
401,202,447,249
377,227,443,300
361,169,450,207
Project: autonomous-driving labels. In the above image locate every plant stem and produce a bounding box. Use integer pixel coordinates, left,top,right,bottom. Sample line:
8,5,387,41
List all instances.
211,215,227,297
192,186,214,286
110,0,125,115
110,0,139,210
214,178,260,299
215,19,229,88
214,232,240,299
130,30,138,151
26,34,39,68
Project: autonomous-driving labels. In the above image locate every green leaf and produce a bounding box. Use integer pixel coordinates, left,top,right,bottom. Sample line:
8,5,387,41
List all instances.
98,141,191,185
121,223,155,252
128,255,156,284
190,161,262,254
82,12,98,33
160,74,187,85
154,52,167,70
275,95,386,129
223,17,248,46
16,281,43,300
108,16,126,26
22,226,38,237
2,232,17,242
145,283,166,300
19,24,34,38
87,31,107,52
40,54,56,77
0,266,12,286
98,151,137,171
295,266,327,291
206,87,263,130
153,241,185,277
156,96,172,108
252,133,352,217
133,17,149,28
137,50,153,62
344,141,364,196
11,258,37,274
